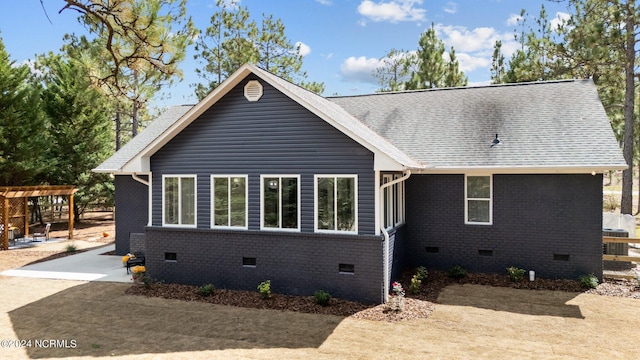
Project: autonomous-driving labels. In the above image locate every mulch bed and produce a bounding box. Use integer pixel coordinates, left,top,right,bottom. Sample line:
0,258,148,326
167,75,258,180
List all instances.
125,268,640,322
126,283,373,317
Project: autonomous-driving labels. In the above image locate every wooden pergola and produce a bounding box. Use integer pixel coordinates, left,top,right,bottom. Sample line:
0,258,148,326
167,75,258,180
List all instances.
0,185,77,250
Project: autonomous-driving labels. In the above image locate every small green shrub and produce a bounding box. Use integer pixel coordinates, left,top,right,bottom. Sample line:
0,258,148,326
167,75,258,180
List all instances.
257,280,271,299
197,284,215,296
579,274,599,289
506,267,526,282
408,275,422,294
415,266,429,281
313,290,331,306
65,244,77,253
448,265,467,279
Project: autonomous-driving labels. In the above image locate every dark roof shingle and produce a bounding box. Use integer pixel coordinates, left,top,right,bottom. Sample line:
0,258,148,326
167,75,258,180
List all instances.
329,79,626,171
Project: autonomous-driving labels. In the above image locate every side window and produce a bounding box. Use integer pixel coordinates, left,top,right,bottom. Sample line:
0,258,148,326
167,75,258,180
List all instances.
465,175,492,225
316,175,357,232
382,174,405,229
163,175,196,226
212,175,247,228
261,175,300,230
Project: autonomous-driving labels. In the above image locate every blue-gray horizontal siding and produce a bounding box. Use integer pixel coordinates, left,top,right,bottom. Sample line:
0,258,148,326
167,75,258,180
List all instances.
114,175,148,255
150,75,375,234
145,227,384,303
405,174,603,279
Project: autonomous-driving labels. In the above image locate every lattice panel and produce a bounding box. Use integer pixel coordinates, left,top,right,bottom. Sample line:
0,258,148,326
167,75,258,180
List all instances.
9,198,26,234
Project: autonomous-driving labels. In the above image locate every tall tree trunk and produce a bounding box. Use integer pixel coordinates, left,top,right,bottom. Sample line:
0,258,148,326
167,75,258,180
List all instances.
620,1,635,215
132,70,139,137
115,110,121,151
132,100,139,137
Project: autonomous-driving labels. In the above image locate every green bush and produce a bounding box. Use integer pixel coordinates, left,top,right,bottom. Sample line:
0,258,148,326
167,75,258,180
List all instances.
257,280,271,299
579,274,599,289
313,290,331,306
415,266,429,281
197,284,215,296
448,265,467,279
409,275,422,294
65,244,77,253
506,267,526,282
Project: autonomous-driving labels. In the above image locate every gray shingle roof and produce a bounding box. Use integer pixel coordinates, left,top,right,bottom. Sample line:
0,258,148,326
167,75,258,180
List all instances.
329,79,627,171
93,105,192,172
94,67,625,175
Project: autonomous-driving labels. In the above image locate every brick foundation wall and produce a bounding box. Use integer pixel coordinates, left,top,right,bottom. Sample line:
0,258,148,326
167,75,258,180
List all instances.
405,174,603,280
144,227,384,303
129,233,146,254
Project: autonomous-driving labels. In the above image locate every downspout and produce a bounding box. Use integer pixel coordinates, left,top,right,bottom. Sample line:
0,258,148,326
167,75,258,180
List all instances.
380,170,411,303
131,173,151,226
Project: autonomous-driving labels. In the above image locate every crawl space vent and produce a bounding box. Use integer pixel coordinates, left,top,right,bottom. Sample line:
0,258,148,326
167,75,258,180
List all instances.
244,80,263,101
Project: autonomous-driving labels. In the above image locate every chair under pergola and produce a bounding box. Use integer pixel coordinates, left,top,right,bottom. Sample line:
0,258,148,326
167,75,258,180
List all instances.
0,186,77,250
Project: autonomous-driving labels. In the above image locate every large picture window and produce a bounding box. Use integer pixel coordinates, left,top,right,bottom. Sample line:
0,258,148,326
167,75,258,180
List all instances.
261,175,299,230
465,175,492,225
163,175,196,226
212,175,247,228
316,175,357,232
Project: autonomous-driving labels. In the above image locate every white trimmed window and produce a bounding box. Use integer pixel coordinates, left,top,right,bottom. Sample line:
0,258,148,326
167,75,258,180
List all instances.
163,175,196,226
211,175,247,229
465,175,492,225
261,175,300,230
383,174,405,229
315,175,358,233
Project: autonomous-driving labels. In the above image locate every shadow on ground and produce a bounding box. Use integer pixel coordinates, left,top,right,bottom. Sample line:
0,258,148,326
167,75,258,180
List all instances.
9,282,344,358
437,284,584,318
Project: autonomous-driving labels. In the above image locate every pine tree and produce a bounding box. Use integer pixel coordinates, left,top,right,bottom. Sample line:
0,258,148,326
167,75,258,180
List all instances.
0,35,48,186
37,54,114,218
194,0,323,99
404,24,466,90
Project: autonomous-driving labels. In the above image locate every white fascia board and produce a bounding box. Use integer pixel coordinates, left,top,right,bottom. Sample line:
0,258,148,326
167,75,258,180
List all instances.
122,156,150,173
374,153,406,171
411,164,628,174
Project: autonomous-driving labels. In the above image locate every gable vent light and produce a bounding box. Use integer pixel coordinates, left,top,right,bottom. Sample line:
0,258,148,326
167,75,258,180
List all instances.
244,80,263,101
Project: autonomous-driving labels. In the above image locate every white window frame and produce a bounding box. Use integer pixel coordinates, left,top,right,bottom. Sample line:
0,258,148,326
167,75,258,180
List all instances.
465,174,493,225
382,173,406,229
211,175,248,229
260,175,301,231
314,175,358,234
162,174,197,227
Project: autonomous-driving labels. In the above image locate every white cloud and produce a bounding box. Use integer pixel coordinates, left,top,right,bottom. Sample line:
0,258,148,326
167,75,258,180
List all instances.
506,13,522,26
315,0,332,5
357,0,426,23
443,2,457,14
453,53,491,73
434,24,502,53
340,56,381,83
295,41,311,57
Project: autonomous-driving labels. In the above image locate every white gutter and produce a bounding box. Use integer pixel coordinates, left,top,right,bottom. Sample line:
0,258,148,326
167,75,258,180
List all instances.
379,170,411,303
131,173,150,186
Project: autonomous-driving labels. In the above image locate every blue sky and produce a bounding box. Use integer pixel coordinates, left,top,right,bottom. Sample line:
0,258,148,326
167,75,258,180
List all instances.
0,0,571,108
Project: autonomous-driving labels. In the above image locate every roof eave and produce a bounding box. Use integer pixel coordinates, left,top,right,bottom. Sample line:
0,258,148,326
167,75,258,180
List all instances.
410,164,628,174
